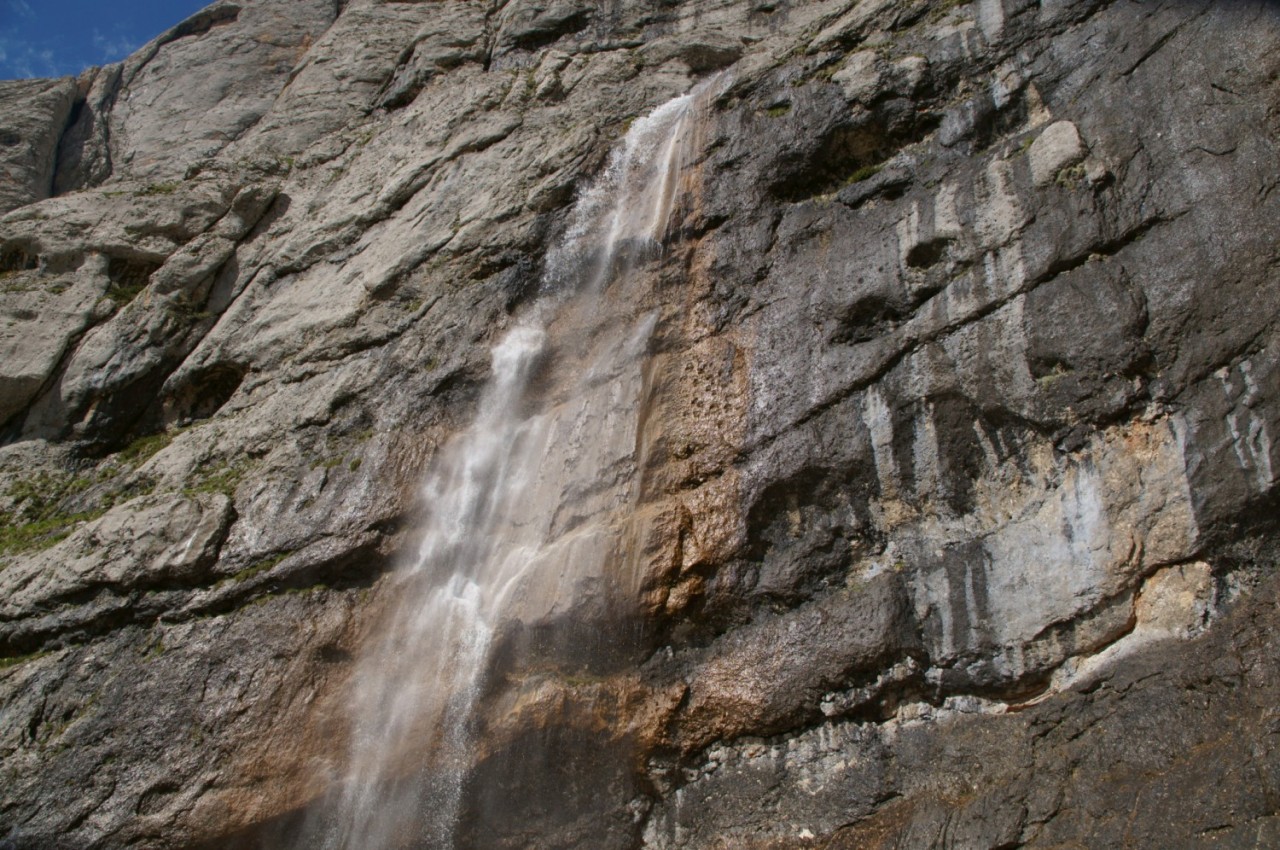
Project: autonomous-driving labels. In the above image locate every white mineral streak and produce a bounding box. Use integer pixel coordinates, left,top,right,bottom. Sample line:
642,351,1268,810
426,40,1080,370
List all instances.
297,81,716,850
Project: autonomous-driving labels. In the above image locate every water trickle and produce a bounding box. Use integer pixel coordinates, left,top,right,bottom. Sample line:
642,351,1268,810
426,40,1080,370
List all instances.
296,79,719,849
544,89,701,296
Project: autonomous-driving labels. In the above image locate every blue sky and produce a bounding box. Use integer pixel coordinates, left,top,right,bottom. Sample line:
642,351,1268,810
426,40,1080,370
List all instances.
0,0,211,80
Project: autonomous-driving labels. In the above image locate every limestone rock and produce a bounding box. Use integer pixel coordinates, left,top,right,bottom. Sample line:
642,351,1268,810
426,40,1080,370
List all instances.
0,77,77,215
0,0,1277,848
53,65,121,195
106,0,338,181
0,252,108,427
832,50,880,103
1029,119,1086,186
0,493,232,650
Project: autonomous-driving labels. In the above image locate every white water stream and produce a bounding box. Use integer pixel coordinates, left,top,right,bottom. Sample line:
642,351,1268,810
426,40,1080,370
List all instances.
298,82,714,849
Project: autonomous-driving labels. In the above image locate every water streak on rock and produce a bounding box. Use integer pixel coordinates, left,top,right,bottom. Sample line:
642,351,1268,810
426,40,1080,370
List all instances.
300,80,716,850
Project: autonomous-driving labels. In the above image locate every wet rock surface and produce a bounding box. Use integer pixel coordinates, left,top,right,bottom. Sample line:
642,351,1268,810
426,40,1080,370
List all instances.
1,0,1278,848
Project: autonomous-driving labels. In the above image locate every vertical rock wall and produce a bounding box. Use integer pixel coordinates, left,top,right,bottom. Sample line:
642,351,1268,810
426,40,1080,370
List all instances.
0,1,1278,848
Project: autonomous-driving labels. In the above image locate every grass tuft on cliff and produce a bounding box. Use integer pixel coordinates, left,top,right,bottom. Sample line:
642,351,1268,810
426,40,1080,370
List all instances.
0,472,107,559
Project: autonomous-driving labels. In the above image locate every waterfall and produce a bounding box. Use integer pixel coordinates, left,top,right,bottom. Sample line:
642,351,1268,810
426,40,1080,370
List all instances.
294,80,716,850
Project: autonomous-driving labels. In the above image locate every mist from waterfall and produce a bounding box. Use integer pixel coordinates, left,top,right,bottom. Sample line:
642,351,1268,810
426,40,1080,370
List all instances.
293,80,716,850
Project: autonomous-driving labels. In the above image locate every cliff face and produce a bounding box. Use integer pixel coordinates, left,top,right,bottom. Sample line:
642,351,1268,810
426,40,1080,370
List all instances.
1,1,1278,848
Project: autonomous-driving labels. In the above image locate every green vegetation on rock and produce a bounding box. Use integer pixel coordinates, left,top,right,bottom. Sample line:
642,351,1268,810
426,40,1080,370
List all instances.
184,458,252,497
0,650,53,671
118,431,177,466
230,550,292,583
134,181,181,197
0,472,106,558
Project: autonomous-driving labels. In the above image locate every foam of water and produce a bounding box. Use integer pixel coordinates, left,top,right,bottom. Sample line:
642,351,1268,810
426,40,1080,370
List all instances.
544,91,698,295
293,78,717,850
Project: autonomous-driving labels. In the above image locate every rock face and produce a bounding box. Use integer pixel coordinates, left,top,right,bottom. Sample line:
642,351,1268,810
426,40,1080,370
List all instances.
1,0,1278,848
0,78,77,214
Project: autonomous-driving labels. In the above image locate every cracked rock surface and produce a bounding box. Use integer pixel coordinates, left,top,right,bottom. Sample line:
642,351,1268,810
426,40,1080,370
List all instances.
1,0,1278,848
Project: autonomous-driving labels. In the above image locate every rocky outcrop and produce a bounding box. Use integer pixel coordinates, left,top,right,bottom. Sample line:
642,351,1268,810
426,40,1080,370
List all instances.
0,78,77,215
1,0,1278,848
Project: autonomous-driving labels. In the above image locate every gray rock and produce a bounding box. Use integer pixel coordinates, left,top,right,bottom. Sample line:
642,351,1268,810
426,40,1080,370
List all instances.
0,77,77,214
53,65,122,195
106,0,338,181
1028,119,1086,186
0,493,231,624
832,50,881,103
0,0,1278,847
0,251,108,428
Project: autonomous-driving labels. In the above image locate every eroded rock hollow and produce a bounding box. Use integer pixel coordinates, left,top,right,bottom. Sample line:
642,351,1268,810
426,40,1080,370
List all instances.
1,0,1278,848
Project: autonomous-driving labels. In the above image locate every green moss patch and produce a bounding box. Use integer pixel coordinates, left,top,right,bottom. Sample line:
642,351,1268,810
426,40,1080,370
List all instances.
184,458,253,497
1,472,106,558
118,431,176,466
0,650,53,671
230,550,292,584
0,511,105,557
134,181,181,197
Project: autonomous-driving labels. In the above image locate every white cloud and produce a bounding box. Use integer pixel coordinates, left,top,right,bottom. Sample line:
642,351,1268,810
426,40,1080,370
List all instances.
7,0,35,19
0,35,65,80
92,27,138,63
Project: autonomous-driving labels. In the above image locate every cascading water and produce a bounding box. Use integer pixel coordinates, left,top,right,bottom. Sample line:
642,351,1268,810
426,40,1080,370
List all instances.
294,80,718,849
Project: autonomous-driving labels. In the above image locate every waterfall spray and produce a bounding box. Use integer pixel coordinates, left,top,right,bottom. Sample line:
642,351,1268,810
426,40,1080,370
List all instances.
295,77,719,850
